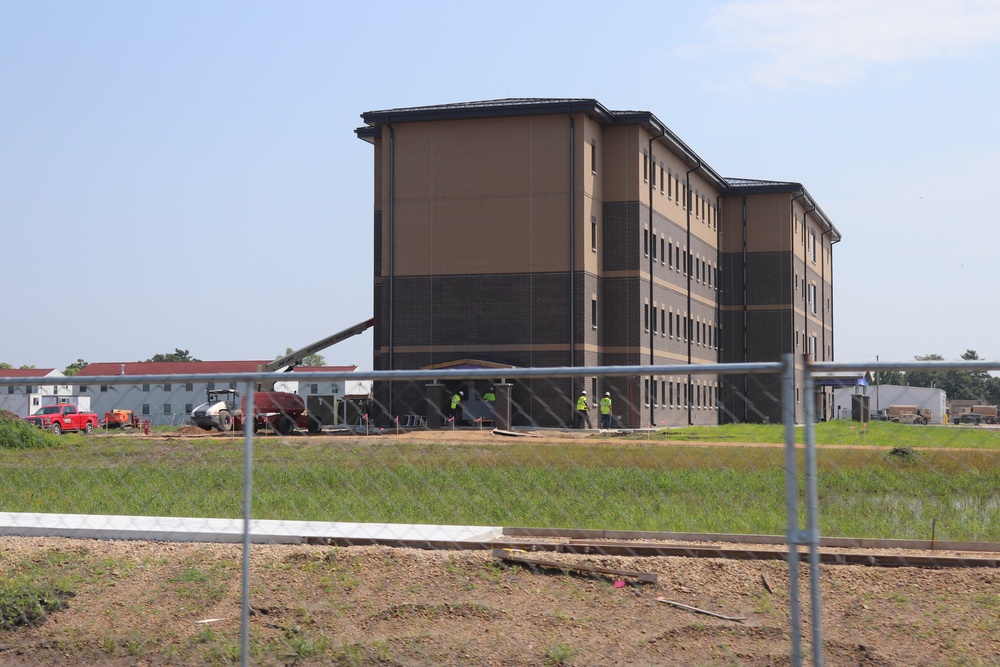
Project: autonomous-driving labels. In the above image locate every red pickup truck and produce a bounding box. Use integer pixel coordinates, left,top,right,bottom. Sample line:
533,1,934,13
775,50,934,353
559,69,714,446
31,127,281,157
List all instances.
24,404,99,435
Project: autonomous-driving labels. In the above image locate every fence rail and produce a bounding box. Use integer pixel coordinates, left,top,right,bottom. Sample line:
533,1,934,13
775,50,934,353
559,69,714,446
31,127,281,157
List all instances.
3,356,1000,666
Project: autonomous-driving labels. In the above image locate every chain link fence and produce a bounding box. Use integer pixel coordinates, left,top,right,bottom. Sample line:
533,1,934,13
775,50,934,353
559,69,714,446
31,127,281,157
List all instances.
2,357,999,665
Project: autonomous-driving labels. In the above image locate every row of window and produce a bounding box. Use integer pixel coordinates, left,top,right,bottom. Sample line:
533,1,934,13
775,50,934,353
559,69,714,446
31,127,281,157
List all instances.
643,230,719,288
643,378,718,409
643,305,719,349
795,331,831,361
642,153,718,230
794,273,833,316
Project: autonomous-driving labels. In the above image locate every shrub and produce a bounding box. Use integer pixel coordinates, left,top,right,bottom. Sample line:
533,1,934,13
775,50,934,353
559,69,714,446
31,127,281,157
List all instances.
0,415,56,449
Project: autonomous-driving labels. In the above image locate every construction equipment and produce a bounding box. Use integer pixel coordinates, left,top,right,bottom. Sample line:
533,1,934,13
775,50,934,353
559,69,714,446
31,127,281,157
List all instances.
190,389,322,435
104,409,141,429
260,318,374,374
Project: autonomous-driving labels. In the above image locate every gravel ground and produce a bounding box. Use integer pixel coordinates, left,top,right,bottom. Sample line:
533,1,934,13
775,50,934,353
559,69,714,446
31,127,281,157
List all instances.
2,534,1000,666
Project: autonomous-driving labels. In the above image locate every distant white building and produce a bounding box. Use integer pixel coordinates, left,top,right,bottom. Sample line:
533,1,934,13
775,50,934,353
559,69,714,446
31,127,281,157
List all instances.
73,361,366,426
0,368,87,417
833,384,947,424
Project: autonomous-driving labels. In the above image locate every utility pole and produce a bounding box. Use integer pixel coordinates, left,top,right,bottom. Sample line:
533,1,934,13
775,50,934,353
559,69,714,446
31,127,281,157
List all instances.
875,354,880,414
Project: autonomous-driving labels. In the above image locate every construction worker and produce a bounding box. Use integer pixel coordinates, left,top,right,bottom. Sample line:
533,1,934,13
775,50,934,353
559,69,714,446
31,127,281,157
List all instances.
483,385,497,421
599,391,613,429
450,390,464,425
575,390,593,429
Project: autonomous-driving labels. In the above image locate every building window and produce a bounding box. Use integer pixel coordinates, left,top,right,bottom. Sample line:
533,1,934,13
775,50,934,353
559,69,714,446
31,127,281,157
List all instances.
809,284,817,315
591,298,598,329
668,311,674,338
667,171,673,199
644,379,650,406
643,152,648,183
651,159,656,188
590,141,597,174
652,306,658,334
643,229,649,256
207,382,215,390
164,404,172,415
659,165,664,193
660,237,665,265
142,384,150,392
310,383,318,394
668,243,674,269
651,234,657,260
163,383,171,392
142,404,150,415
185,382,193,392
644,304,650,332
6,386,13,395
101,385,108,392
80,385,88,393
229,382,237,390
661,309,666,337
810,230,817,262
652,378,658,406
185,403,193,414
591,216,597,252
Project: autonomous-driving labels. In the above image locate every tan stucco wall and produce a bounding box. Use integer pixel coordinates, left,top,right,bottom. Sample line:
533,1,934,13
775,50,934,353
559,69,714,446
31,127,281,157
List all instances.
378,114,606,277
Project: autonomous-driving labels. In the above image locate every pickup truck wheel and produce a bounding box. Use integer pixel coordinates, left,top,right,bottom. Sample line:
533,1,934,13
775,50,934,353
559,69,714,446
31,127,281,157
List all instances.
51,422,62,436
84,422,94,435
217,411,233,432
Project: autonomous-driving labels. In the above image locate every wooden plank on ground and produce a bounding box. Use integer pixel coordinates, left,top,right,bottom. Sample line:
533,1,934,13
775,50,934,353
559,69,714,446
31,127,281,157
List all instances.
492,548,658,582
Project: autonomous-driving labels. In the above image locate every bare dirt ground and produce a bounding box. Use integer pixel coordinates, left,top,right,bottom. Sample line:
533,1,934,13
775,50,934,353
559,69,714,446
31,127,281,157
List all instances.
3,428,1000,665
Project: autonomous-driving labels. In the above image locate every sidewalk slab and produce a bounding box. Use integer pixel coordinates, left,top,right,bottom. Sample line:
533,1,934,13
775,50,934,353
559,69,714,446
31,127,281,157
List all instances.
0,512,503,545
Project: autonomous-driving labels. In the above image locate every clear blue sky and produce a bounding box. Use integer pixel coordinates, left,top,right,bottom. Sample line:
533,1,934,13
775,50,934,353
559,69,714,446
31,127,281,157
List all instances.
3,0,999,371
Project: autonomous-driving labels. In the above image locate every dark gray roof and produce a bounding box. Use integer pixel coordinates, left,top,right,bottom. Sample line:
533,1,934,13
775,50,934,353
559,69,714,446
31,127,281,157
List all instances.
725,177,803,190
726,178,840,240
365,98,597,115
357,98,727,189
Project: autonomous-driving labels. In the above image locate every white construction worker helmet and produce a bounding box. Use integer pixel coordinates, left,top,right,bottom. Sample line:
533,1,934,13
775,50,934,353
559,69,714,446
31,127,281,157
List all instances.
581,390,587,395
459,391,464,396
605,392,610,396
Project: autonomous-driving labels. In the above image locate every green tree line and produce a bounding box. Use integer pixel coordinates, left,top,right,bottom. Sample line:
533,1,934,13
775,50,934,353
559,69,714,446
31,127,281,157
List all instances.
876,350,1000,404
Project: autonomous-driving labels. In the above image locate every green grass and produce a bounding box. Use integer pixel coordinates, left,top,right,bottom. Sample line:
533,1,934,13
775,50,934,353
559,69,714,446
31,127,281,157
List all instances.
643,420,1000,448
2,423,1000,542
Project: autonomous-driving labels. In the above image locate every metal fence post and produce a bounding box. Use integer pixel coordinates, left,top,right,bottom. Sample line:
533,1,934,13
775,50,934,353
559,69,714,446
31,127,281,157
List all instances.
802,356,824,667
240,380,255,667
781,354,803,666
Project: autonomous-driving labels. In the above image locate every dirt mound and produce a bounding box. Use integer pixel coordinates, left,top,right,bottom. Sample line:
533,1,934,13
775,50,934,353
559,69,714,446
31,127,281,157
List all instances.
175,425,207,435
1,409,20,421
